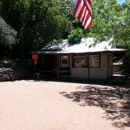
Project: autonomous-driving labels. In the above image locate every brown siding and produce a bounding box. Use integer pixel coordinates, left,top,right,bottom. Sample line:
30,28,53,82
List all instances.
60,54,113,79
107,54,113,78
89,54,107,79
71,68,88,78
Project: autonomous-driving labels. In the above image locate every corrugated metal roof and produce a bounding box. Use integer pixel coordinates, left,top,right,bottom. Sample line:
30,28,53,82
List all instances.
59,38,126,53
33,38,127,54
40,39,69,51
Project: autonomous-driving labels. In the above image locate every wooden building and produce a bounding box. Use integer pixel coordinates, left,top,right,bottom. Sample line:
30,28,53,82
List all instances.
31,38,127,79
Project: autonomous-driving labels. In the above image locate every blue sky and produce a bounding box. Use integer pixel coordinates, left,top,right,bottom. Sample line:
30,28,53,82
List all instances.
117,0,126,4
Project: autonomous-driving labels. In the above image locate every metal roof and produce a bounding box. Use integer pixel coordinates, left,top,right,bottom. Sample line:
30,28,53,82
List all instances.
32,38,127,55
39,39,69,51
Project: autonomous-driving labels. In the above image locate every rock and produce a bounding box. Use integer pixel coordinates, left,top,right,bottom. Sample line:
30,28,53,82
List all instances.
2,61,11,68
1,74,10,81
0,69,2,73
0,66,33,82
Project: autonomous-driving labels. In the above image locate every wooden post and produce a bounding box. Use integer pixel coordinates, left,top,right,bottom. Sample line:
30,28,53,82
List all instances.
69,55,70,78
88,55,90,80
32,54,38,79
59,55,61,78
124,55,129,84
34,64,36,79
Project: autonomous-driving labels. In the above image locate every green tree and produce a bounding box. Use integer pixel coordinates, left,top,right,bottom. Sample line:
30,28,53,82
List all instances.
55,0,75,38
0,17,17,46
0,16,17,58
0,0,73,58
68,27,84,44
55,0,75,16
87,0,130,50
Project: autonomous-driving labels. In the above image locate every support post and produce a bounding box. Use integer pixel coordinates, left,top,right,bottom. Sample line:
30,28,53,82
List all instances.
124,55,129,84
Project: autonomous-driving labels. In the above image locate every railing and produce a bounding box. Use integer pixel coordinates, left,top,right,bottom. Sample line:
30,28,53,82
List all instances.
59,67,70,77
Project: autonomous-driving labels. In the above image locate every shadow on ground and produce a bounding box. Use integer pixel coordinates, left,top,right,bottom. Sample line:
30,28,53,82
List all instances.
60,85,130,130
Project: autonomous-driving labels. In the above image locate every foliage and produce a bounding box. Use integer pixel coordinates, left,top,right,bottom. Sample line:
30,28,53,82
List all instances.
0,0,73,58
0,16,17,47
0,16,18,58
68,27,84,44
55,0,75,17
1,0,129,59
87,0,130,53
0,58,33,71
11,59,33,71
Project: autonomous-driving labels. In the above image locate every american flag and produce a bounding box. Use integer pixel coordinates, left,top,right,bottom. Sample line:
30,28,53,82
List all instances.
74,0,92,30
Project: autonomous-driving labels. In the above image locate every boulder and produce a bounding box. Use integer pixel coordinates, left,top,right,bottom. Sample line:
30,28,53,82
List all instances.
2,61,11,68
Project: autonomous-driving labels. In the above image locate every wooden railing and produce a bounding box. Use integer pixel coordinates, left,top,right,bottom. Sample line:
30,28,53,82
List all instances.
59,67,70,76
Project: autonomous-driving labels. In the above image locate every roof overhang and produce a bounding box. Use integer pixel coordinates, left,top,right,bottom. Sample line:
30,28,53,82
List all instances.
30,49,127,55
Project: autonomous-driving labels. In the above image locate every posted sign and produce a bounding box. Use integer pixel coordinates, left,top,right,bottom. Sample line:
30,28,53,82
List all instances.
32,54,38,65
32,54,38,60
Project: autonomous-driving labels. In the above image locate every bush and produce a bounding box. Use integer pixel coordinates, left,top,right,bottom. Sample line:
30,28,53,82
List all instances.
0,58,33,71
0,17,17,47
11,59,33,71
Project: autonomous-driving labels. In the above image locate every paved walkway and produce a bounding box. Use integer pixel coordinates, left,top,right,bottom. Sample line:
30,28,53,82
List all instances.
0,80,130,130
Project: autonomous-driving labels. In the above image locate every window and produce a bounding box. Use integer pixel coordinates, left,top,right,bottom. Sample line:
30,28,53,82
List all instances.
72,56,88,68
61,55,68,65
89,55,100,68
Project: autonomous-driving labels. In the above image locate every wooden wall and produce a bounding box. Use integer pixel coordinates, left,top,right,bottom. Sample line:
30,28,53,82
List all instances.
89,54,107,79
107,54,113,78
69,55,88,78
58,53,113,79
